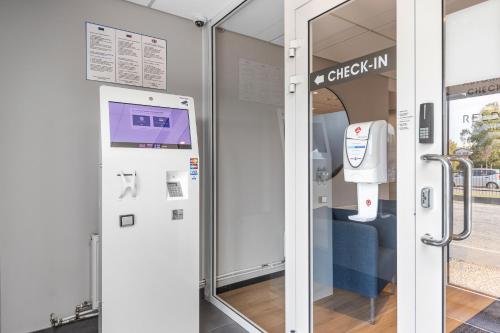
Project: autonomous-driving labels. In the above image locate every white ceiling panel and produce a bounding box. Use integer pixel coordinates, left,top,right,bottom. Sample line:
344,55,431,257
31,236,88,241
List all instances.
374,21,397,40
332,0,395,27
312,14,359,44
334,7,395,32
150,0,236,21
255,19,284,43
312,17,366,53
219,0,284,45
125,0,285,45
315,31,395,63
311,0,396,64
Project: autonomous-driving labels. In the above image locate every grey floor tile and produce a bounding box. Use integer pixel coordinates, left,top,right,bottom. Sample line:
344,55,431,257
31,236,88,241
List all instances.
200,299,242,332
32,299,246,333
209,322,249,333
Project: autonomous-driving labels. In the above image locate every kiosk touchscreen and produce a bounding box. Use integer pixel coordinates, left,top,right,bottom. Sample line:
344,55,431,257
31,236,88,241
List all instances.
99,86,199,333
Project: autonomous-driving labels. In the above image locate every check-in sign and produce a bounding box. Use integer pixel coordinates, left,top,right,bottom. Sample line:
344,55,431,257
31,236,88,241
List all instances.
310,47,396,91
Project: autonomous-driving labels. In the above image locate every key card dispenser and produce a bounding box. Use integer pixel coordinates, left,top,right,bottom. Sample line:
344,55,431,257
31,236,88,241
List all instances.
419,103,434,144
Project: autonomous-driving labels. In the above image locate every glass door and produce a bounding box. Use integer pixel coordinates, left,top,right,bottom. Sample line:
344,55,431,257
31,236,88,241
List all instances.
210,1,286,332
416,0,500,332
285,0,416,332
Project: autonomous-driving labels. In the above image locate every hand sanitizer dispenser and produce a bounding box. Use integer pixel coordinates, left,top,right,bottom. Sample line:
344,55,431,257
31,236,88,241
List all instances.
343,120,388,222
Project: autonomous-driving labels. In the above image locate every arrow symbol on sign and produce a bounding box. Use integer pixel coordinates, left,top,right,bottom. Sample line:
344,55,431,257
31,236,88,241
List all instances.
314,74,325,85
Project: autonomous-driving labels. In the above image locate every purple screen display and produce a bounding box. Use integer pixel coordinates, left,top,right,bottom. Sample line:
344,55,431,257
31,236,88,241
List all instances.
108,102,192,149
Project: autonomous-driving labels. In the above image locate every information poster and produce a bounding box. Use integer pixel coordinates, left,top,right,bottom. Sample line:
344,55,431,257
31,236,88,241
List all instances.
116,30,142,87
86,24,116,83
142,36,167,90
86,22,167,90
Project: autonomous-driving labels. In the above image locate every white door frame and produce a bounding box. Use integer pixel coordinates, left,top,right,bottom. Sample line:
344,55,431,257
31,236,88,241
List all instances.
284,0,419,332
414,0,446,332
415,1,500,332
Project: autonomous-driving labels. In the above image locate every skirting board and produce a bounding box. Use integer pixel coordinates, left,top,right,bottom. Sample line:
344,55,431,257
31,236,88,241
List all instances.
216,270,284,294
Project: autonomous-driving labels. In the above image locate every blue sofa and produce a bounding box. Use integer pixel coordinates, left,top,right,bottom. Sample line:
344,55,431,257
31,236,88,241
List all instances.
331,200,397,324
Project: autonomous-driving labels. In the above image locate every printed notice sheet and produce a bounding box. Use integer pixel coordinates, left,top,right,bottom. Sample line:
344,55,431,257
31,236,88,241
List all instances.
86,24,116,82
142,36,167,90
86,22,166,90
116,30,142,86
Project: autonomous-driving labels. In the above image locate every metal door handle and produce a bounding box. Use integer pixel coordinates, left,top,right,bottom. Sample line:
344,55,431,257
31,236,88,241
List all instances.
420,154,453,247
450,157,473,241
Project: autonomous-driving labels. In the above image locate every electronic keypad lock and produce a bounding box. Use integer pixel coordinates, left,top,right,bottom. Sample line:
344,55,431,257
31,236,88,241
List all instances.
419,103,434,144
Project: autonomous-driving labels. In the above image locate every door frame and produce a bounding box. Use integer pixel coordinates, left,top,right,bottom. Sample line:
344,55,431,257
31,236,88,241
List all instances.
414,0,446,332
284,0,419,332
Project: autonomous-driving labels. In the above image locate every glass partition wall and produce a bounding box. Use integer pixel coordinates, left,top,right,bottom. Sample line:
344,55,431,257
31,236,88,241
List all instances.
212,0,285,331
309,1,398,331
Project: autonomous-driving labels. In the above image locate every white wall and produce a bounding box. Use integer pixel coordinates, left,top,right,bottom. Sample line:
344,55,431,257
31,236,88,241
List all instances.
0,1,202,332
215,30,285,284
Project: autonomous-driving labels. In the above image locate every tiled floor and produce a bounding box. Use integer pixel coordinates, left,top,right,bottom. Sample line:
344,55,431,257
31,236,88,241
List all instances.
200,300,248,333
33,300,246,333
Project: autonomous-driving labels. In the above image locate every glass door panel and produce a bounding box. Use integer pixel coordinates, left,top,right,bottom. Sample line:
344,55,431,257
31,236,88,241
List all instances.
309,1,398,331
444,1,500,331
212,1,285,331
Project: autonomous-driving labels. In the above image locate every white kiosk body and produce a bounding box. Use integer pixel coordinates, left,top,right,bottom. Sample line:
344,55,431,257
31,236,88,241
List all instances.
343,120,388,222
99,86,199,332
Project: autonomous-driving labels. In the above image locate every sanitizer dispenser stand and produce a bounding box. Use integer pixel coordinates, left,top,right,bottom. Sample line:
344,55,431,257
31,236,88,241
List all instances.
343,120,388,222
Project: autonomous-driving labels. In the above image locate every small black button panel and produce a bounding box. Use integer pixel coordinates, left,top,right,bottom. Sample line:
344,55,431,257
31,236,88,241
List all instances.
419,103,434,144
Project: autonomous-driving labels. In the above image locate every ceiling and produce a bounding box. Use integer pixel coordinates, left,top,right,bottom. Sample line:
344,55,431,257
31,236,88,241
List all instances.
309,0,484,80
311,0,397,82
312,0,396,64
218,0,284,46
126,0,236,22
125,0,484,79
126,0,395,65
125,0,284,46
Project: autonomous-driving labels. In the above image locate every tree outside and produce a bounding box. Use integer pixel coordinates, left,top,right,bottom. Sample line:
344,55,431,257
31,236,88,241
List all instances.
458,101,500,169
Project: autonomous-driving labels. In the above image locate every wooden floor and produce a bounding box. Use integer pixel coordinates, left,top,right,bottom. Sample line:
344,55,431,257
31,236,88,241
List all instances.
219,276,496,333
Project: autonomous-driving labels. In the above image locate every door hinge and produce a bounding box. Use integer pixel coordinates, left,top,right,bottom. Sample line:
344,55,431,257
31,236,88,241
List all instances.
289,39,300,58
289,75,303,93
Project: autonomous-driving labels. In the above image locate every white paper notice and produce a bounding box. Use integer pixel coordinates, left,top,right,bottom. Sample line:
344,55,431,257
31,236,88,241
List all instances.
142,36,167,90
86,22,167,90
115,30,142,87
86,23,116,82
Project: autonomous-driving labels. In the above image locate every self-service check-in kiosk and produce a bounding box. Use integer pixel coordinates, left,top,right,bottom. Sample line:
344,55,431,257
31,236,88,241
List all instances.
99,86,199,332
343,120,388,222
